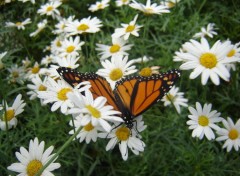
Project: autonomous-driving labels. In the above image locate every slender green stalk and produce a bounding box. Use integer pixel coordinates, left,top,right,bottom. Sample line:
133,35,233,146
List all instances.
71,115,78,141
197,0,207,13
83,34,89,60
35,126,82,176
3,99,9,131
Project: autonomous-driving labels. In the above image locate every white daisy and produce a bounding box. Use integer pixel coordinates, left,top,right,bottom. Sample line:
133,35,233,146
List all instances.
57,36,85,59
193,23,218,39
186,102,222,140
225,42,240,71
115,0,130,6
54,55,80,69
49,0,63,2
161,86,188,114
112,14,142,40
37,1,62,19
0,94,26,131
68,89,123,132
131,55,153,63
7,137,61,176
22,57,31,68
27,75,47,101
18,0,35,4
216,117,240,152
88,0,110,12
97,56,137,89
7,64,26,84
178,38,240,85
43,56,80,79
30,19,48,37
160,0,181,8
25,62,45,80
37,77,77,114
0,51,7,69
138,66,161,77
69,119,104,144
53,16,75,35
5,18,31,30
50,36,64,55
173,48,188,62
129,0,170,15
99,116,147,161
41,54,55,66
96,37,133,61
64,16,103,36
43,45,51,53
5,0,12,3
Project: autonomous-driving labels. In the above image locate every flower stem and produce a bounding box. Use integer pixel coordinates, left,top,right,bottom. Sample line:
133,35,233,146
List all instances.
84,34,88,59
35,126,82,176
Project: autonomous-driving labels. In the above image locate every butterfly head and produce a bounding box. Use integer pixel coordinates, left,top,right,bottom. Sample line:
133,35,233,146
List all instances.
125,121,134,129
121,114,134,129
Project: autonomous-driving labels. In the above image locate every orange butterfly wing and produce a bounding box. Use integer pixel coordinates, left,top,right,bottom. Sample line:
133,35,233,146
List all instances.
114,69,181,117
57,67,119,111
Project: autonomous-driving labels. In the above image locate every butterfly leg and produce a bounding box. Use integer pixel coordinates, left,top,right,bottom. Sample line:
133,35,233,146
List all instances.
131,120,141,138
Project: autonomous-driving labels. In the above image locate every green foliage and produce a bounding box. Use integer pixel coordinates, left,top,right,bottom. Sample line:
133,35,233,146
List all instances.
0,0,240,175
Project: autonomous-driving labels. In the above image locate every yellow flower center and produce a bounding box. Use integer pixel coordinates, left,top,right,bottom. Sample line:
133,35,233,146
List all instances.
228,129,239,140
12,71,19,78
31,66,40,74
109,68,123,81
26,160,43,176
84,122,94,131
46,6,53,12
167,2,175,8
97,3,103,9
126,25,135,33
115,126,130,141
145,8,154,14
15,22,22,26
198,115,209,126
122,0,128,2
86,105,101,118
2,109,15,121
166,94,175,101
227,49,236,57
199,53,217,69
109,44,120,53
38,84,47,91
77,24,89,31
61,24,65,29
56,40,62,47
139,67,152,77
57,88,72,101
0,62,3,69
66,45,75,53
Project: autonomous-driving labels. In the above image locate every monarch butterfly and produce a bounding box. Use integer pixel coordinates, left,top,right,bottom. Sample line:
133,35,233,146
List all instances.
57,67,181,128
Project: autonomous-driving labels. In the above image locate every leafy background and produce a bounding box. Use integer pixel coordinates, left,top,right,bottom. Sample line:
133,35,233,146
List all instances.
0,0,240,175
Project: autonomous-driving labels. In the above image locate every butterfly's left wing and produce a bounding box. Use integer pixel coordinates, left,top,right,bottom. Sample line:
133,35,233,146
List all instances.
114,69,181,117
57,67,86,87
57,67,119,111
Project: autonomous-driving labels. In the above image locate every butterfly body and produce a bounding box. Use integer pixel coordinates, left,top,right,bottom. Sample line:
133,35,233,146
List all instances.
57,67,181,129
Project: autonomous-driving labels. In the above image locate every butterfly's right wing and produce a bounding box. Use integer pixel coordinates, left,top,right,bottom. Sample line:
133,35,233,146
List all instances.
57,67,119,111
114,69,181,117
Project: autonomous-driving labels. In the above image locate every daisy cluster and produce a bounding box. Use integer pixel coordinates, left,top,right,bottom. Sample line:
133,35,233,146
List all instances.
173,23,240,150
0,0,240,175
